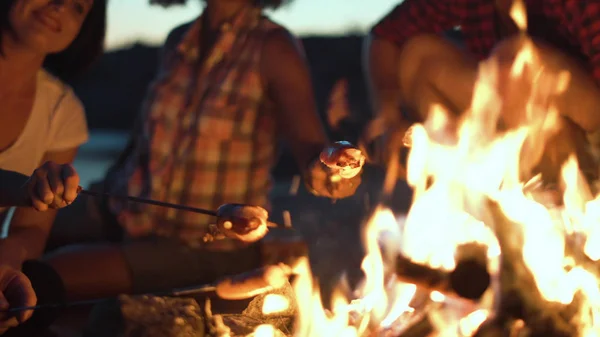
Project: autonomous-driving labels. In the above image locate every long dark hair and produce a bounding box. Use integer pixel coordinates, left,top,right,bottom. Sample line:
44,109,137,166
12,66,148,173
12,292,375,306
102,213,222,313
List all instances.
150,0,291,10
0,0,107,80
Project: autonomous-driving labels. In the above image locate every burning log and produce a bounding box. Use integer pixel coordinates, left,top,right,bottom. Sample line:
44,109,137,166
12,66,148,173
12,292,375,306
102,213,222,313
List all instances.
484,199,586,337
395,253,490,301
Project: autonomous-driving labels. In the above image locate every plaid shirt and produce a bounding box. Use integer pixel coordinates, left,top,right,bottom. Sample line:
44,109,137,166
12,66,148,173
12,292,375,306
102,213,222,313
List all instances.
372,0,600,84
106,7,280,246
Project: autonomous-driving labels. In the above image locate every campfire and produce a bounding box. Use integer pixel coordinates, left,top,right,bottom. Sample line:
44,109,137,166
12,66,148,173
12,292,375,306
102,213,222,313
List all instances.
246,1,600,336
116,1,600,336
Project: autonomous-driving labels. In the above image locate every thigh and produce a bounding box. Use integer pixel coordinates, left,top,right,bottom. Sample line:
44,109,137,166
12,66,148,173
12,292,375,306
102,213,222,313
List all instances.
398,34,478,119
122,237,262,294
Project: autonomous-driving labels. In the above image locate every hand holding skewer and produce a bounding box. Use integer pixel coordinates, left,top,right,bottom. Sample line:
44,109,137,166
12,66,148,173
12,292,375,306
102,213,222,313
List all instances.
75,188,279,243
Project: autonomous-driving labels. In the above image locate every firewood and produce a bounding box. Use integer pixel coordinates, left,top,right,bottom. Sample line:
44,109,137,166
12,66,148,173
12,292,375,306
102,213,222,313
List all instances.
486,199,583,337
394,254,490,301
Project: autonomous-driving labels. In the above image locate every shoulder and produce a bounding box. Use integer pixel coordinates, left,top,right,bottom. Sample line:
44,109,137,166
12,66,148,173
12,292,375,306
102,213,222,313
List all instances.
164,20,195,54
36,70,84,115
261,24,304,60
259,24,311,89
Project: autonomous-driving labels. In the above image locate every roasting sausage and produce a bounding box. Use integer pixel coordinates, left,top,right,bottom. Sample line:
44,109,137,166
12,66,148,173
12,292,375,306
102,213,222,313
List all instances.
215,264,293,300
319,141,365,179
215,204,270,242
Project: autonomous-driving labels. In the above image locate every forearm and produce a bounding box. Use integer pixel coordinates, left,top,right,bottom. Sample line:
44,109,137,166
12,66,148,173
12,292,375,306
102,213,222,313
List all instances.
0,170,29,208
2,207,56,263
365,33,404,123
4,225,49,261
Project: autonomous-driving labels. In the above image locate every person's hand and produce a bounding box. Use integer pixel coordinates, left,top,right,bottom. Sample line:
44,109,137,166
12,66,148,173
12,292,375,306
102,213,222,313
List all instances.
23,161,80,211
0,265,36,334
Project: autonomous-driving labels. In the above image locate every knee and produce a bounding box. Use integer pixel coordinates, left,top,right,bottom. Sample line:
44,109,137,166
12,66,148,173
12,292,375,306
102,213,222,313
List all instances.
398,34,464,100
490,36,525,63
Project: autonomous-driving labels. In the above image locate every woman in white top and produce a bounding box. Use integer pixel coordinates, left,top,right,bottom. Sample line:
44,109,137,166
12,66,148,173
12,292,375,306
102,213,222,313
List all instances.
0,0,106,333
0,0,106,276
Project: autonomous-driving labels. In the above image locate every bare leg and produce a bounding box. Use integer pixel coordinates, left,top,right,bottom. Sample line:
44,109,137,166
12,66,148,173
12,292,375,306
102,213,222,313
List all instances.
43,245,132,302
396,34,478,121
398,34,600,133
42,238,263,302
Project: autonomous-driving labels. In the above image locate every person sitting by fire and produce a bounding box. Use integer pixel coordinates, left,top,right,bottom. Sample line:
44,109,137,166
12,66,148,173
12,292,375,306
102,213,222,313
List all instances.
0,0,107,334
364,0,600,184
0,161,83,334
39,0,364,307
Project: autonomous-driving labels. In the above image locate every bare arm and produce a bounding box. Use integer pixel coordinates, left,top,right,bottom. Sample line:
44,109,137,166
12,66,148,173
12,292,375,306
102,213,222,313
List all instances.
365,0,462,123
568,2,600,132
364,34,405,125
261,29,328,171
1,148,79,265
363,0,463,170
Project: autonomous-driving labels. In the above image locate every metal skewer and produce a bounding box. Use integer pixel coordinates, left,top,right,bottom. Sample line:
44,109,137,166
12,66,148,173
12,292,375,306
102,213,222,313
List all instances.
4,284,218,313
76,187,280,228
77,187,217,217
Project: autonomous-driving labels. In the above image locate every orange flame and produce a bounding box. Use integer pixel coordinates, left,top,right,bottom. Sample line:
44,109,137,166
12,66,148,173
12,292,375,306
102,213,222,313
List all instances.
287,1,600,336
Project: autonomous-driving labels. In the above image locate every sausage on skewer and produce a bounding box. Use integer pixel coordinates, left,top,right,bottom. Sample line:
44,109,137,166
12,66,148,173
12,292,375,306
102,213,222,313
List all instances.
319,141,365,179
214,263,293,300
213,204,271,243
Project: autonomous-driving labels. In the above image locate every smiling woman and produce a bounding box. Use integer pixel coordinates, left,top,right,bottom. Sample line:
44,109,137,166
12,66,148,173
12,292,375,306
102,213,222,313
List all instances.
0,0,106,80
0,0,107,334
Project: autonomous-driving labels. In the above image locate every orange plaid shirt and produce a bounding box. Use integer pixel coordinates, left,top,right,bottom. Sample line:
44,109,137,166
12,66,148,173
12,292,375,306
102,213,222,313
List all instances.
106,8,281,245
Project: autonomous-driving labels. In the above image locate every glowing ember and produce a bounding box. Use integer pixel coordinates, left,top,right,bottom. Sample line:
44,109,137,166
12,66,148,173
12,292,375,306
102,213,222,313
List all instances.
262,294,290,315
253,324,276,337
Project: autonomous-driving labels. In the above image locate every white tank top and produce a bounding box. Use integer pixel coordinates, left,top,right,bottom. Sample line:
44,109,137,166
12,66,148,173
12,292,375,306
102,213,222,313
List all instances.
0,70,89,177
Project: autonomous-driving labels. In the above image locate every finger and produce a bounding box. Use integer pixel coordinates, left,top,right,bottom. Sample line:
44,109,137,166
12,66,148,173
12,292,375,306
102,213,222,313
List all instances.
305,166,331,197
31,199,48,212
33,169,53,205
5,271,36,323
61,164,79,204
0,292,10,323
0,316,19,332
0,292,8,312
307,177,330,197
331,176,361,199
46,163,64,203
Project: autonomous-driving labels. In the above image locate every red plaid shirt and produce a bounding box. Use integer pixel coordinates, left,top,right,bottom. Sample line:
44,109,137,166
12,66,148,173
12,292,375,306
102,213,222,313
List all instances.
372,0,600,84
106,7,281,246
